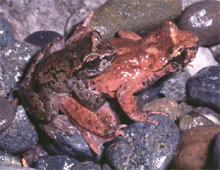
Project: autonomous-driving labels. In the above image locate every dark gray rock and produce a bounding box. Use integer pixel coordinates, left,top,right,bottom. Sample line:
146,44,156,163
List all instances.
178,1,220,46
0,18,14,48
0,40,40,95
160,71,191,101
0,96,15,134
186,66,220,111
0,106,38,153
214,133,220,169
36,155,101,170
24,31,61,47
90,0,182,39
106,115,179,170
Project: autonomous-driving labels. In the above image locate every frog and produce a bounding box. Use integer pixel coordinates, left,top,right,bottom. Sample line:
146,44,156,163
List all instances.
18,12,124,153
60,16,199,154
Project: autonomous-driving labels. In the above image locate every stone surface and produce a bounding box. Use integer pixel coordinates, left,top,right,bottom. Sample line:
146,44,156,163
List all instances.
186,66,220,111
210,44,220,63
0,18,14,48
142,97,182,121
24,31,61,47
179,107,220,131
0,106,38,153
0,151,21,167
36,155,101,170
90,0,182,39
0,40,40,95
160,71,191,101
178,1,220,46
106,115,179,170
185,47,219,76
0,96,15,133
0,0,106,41
174,125,220,169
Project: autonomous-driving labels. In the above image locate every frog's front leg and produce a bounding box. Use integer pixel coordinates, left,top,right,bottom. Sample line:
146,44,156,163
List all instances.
117,78,165,124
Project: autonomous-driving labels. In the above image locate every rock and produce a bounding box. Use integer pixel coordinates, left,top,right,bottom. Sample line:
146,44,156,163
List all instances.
160,71,191,101
0,106,38,153
185,47,219,76
24,31,61,47
36,155,101,170
178,101,194,115
106,115,179,170
0,151,21,167
0,96,15,134
179,107,220,131
178,1,220,46
0,0,106,40
214,133,220,169
135,83,162,111
0,166,36,170
0,18,14,48
182,0,203,10
142,97,181,121
210,44,220,63
90,0,182,39
186,66,220,111
0,40,40,95
174,125,220,169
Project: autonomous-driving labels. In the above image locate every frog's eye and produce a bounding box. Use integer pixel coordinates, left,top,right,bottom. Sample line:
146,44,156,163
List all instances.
84,55,100,69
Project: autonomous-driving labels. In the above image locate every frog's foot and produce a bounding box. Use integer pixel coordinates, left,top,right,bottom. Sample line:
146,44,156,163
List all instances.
40,115,77,139
114,124,127,137
118,29,142,41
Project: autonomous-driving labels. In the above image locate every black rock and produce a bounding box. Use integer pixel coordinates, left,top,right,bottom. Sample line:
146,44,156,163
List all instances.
106,115,179,170
25,31,61,47
178,1,220,46
214,133,220,169
36,155,101,170
186,66,220,111
0,18,14,48
0,106,38,153
0,96,15,134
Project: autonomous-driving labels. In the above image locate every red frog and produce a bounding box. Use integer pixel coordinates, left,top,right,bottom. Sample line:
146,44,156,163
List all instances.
19,12,199,155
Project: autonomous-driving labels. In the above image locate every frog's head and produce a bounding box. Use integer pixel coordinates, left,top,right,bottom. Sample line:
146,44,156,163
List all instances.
149,21,199,73
76,31,117,78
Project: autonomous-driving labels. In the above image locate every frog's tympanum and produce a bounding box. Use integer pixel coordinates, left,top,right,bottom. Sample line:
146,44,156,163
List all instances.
19,12,199,155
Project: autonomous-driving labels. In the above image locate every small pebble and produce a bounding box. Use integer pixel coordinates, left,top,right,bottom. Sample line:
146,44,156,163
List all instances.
0,18,14,48
179,107,220,131
214,133,220,169
174,125,220,169
0,96,15,134
106,115,179,170
142,97,181,121
185,47,219,76
210,44,220,63
178,1,220,46
160,71,191,101
0,151,21,167
36,155,101,170
0,106,38,153
24,31,61,47
178,101,194,115
186,66,220,111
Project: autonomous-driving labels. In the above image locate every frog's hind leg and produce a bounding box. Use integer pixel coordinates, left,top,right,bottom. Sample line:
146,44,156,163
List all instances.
117,29,142,41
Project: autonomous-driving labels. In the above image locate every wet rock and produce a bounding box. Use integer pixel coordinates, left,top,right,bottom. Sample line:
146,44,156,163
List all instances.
24,31,61,47
210,44,220,63
0,0,106,40
179,107,220,131
0,18,14,48
178,1,220,46
178,101,194,115
186,66,220,111
0,40,40,95
90,0,182,39
0,151,21,167
142,97,181,121
185,47,219,76
36,155,101,170
214,133,220,169
182,0,203,10
0,105,38,153
174,125,220,169
135,83,162,111
160,71,191,101
0,96,15,134
44,124,96,160
106,115,179,170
